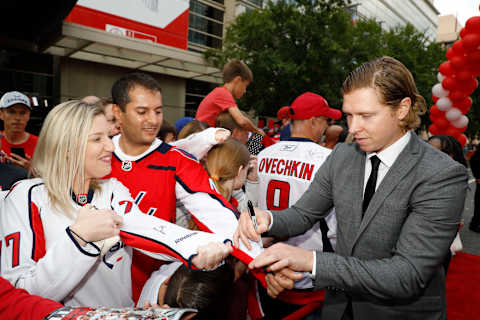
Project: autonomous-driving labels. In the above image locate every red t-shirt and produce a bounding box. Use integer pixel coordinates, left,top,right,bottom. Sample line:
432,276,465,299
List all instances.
195,86,237,127
1,133,38,159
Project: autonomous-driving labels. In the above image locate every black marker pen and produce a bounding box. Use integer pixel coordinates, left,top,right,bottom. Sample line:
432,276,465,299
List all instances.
247,200,257,231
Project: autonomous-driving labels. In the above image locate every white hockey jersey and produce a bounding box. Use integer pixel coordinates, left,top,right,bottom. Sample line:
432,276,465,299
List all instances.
0,178,235,308
257,138,337,254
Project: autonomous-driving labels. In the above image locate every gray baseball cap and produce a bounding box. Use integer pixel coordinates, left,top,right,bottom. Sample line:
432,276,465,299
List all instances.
0,91,32,110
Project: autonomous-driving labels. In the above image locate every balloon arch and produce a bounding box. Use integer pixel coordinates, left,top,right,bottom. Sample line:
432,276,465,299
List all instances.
429,16,480,148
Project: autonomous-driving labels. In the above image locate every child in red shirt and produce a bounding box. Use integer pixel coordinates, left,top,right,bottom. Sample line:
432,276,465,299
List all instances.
195,59,264,137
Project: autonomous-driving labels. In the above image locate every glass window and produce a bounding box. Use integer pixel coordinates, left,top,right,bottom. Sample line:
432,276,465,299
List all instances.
188,0,224,49
189,14,223,37
188,30,222,48
185,79,217,117
190,0,223,22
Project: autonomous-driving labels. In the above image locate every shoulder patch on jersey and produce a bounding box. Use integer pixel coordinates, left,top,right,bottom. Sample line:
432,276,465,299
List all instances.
171,147,199,162
156,142,173,154
280,144,298,152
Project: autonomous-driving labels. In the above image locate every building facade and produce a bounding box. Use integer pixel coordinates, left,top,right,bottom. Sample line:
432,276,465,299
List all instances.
348,0,439,41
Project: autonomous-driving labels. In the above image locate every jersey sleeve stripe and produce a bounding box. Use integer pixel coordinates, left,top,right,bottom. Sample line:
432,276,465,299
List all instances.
65,228,100,257
174,174,239,218
27,183,46,262
120,231,189,266
146,165,176,171
171,148,198,162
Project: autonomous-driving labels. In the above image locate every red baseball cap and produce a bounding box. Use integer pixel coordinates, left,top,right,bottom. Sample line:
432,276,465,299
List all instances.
277,106,290,120
289,92,341,120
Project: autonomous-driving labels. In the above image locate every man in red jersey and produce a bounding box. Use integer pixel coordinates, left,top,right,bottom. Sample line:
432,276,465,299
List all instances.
0,91,38,170
110,73,242,302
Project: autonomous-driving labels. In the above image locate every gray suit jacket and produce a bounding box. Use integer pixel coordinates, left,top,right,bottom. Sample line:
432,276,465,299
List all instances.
269,132,467,320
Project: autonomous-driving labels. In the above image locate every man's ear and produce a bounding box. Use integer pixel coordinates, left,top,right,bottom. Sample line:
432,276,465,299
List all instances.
237,165,244,178
397,97,411,120
232,75,242,84
112,104,123,123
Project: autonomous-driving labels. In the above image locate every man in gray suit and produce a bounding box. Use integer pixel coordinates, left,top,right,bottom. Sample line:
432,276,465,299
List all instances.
234,57,467,320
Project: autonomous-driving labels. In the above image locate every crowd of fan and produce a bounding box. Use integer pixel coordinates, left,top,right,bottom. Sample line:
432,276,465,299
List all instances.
0,57,473,320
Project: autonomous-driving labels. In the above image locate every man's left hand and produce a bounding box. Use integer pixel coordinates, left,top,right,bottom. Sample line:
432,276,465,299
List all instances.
265,268,303,298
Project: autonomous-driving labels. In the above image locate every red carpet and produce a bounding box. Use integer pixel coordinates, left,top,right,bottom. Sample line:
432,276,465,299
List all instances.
446,252,480,320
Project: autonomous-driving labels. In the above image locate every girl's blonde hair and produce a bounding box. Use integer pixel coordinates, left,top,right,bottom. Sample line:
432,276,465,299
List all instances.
203,138,250,200
31,100,104,216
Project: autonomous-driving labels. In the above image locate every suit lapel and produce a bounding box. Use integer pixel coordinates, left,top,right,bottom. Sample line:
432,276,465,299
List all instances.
351,133,422,250
346,145,366,254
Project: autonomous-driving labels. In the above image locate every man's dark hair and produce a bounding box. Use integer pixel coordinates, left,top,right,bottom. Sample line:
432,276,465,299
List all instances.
111,72,162,111
164,263,234,320
428,135,467,167
158,120,177,141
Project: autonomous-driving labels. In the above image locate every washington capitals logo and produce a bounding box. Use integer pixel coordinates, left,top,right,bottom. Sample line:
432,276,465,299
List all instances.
77,194,88,205
121,160,132,171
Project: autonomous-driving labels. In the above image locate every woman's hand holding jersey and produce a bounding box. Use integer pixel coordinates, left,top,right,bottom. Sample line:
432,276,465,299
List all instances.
69,204,123,246
191,241,233,270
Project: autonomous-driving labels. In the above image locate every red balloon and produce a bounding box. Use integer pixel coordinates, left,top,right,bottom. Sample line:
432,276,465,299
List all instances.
446,47,456,60
460,27,467,39
442,77,457,90
430,105,442,118
454,97,473,114
465,16,480,34
462,33,480,52
432,95,439,103
435,115,450,129
450,55,468,70
455,70,473,82
470,63,480,77
459,78,478,95
452,40,466,55
439,61,454,76
456,126,467,133
449,90,467,102
456,134,467,148
445,126,460,137
467,51,480,65
429,124,441,136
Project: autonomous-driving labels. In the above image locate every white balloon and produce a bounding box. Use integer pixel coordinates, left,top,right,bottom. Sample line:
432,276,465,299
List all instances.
436,97,453,111
432,83,449,98
437,72,446,82
446,108,462,121
452,115,469,128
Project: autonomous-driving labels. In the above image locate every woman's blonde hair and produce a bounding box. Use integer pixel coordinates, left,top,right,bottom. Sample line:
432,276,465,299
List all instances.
203,138,250,200
31,100,104,216
341,56,426,131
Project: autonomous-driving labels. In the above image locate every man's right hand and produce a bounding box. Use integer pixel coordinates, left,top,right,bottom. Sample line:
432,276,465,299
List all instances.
233,207,270,250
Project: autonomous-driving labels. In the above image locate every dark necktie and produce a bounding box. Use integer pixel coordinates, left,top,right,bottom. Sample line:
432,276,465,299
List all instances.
319,218,334,253
362,155,381,214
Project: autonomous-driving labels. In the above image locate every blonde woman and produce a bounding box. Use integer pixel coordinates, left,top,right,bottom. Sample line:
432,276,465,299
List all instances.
0,100,232,308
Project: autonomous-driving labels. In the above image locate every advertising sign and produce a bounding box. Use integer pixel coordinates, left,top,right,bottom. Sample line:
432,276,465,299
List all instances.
65,0,189,49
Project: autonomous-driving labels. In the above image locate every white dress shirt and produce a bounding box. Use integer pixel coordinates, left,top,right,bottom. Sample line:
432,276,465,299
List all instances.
363,131,411,194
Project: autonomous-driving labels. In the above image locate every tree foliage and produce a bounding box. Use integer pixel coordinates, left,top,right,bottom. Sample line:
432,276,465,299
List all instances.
204,0,446,130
